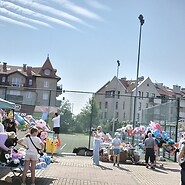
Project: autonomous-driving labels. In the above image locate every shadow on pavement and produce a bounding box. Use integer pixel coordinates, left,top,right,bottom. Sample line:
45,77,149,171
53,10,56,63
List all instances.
117,166,131,172
97,164,113,170
156,166,180,173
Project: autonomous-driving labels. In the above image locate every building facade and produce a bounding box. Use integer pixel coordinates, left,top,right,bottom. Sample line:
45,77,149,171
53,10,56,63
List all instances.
95,76,161,125
0,56,62,115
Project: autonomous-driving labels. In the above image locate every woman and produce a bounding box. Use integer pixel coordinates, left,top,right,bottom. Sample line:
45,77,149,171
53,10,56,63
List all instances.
92,126,104,165
18,126,44,185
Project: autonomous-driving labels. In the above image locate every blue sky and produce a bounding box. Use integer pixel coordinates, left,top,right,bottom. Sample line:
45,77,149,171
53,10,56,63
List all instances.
0,0,185,114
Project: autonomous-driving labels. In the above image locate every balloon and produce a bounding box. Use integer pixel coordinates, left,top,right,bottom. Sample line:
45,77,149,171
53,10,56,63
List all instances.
162,131,168,140
153,129,161,138
15,113,25,125
139,125,145,134
155,123,162,133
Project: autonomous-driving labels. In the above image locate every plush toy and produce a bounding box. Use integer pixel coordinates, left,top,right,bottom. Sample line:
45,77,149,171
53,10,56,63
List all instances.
35,119,49,131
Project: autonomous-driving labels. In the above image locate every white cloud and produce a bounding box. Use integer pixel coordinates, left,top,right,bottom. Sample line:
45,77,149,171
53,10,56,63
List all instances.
0,7,52,28
51,0,103,21
85,0,111,11
0,15,37,29
1,1,78,30
9,0,85,24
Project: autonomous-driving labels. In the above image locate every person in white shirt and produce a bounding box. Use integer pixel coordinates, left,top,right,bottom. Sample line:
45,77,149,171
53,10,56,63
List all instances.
92,126,104,165
18,126,44,185
52,113,61,146
0,122,5,133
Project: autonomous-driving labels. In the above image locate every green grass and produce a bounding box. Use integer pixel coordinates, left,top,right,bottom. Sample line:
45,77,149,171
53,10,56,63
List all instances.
17,130,93,154
59,133,93,153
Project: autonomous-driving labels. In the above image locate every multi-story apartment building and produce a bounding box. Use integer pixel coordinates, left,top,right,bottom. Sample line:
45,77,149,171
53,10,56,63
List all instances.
0,56,62,115
95,76,161,124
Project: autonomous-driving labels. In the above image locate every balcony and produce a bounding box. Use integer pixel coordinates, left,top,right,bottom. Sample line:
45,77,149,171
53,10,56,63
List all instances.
9,82,24,87
6,94,23,104
56,84,63,96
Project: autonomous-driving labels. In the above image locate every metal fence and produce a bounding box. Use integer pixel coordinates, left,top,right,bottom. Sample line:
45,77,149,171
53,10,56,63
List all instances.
142,98,179,161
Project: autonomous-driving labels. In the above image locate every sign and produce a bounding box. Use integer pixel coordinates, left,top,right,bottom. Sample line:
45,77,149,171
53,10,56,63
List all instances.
15,104,21,111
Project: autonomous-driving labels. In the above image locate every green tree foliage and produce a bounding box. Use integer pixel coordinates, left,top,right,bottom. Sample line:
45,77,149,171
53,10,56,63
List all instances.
75,97,101,133
59,100,75,133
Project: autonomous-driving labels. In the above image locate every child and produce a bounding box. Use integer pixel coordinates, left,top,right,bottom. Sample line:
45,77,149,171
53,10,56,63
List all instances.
18,126,44,185
112,132,121,167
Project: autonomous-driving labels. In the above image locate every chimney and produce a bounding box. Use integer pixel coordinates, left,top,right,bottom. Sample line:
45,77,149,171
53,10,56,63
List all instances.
23,64,27,72
3,62,7,72
27,66,32,75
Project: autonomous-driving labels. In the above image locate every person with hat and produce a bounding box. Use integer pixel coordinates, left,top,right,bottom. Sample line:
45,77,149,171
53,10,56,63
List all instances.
112,132,121,167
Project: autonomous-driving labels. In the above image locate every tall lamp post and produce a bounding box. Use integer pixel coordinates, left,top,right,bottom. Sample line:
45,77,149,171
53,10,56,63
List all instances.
132,15,144,141
112,60,120,135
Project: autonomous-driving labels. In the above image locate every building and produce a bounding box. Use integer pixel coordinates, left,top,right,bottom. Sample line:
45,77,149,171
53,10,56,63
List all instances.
95,76,161,125
0,56,62,115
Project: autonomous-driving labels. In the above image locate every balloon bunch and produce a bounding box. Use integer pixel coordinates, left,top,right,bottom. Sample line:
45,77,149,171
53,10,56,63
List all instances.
124,121,178,155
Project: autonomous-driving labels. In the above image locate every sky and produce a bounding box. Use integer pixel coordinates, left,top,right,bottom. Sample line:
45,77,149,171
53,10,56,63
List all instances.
0,0,185,114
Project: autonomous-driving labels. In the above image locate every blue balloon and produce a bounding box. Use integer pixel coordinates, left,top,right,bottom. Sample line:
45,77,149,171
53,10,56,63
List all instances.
162,131,168,140
153,129,161,138
167,138,174,144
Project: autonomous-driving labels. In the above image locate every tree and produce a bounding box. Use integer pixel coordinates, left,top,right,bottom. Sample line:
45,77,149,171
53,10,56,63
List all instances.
75,96,101,133
59,100,74,133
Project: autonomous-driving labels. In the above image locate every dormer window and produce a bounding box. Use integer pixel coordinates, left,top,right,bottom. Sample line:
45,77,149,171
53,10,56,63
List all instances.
44,69,51,75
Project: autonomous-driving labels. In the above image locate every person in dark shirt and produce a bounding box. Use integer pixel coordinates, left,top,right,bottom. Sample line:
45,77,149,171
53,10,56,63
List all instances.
6,121,17,133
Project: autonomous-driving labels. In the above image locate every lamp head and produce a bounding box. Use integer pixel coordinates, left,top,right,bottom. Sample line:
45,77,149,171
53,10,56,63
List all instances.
138,14,144,26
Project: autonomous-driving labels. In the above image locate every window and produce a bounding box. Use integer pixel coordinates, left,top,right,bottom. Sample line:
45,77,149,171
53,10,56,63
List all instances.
116,112,119,118
151,93,155,97
99,102,102,109
12,77,21,86
105,91,115,98
123,102,125,110
118,91,120,99
137,113,140,121
147,84,149,86
104,112,107,119
142,92,144,99
138,91,141,99
138,102,141,111
146,103,148,108
44,81,49,88
43,92,49,100
123,112,126,120
26,92,32,99
44,69,51,75
116,102,118,109
2,76,6,82
105,102,108,109
29,79,32,86
9,90,21,95
146,92,149,97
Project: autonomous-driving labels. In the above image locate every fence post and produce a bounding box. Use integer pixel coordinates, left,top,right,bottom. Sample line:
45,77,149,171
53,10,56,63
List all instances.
174,98,180,162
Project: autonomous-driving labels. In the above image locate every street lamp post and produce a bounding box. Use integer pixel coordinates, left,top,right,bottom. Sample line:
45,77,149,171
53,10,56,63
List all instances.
112,60,120,135
132,15,144,142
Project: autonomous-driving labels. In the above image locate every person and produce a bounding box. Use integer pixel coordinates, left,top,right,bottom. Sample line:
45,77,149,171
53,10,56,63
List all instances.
0,122,5,132
6,120,17,133
112,132,121,167
178,141,185,185
92,126,104,165
144,133,156,169
0,131,17,162
18,126,44,185
179,133,185,150
52,112,61,146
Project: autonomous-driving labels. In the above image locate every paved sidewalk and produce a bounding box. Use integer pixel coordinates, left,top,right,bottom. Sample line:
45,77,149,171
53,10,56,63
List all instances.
0,155,181,185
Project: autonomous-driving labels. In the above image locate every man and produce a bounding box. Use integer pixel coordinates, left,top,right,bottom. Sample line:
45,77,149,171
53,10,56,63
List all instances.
144,133,156,169
52,113,61,146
